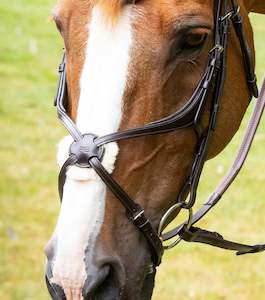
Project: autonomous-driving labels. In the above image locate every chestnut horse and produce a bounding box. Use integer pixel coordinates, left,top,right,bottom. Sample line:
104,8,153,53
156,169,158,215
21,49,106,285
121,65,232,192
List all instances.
45,0,265,299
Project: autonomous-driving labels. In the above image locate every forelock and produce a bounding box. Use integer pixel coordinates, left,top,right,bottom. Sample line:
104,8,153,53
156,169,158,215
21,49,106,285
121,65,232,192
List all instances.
92,0,133,23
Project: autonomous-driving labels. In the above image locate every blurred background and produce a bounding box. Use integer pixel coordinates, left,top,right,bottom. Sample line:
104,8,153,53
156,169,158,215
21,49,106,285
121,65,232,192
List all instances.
0,1,264,299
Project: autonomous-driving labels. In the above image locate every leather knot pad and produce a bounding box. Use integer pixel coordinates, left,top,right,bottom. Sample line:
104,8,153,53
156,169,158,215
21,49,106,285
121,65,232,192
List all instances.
69,134,104,168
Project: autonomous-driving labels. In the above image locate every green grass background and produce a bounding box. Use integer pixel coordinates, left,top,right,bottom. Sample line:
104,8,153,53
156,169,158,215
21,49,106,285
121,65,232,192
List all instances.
0,1,264,299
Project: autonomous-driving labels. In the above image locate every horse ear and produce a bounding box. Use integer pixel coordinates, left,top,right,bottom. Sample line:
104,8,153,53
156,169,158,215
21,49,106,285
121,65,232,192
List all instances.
248,0,265,14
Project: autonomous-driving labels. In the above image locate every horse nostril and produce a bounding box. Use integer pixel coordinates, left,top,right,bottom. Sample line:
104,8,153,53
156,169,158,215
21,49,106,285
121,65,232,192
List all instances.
82,264,110,299
45,262,66,300
46,275,66,300
45,257,123,300
83,264,123,300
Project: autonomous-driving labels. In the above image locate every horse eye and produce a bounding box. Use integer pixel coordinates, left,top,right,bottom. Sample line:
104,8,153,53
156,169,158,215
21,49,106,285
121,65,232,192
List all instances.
183,32,208,49
167,26,211,65
123,0,141,3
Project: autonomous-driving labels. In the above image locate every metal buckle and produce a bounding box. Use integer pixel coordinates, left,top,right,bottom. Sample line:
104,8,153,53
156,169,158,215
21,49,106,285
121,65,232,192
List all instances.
132,208,150,230
58,62,65,73
220,11,233,22
220,6,240,23
210,44,224,54
133,209,144,220
158,203,193,250
231,5,241,20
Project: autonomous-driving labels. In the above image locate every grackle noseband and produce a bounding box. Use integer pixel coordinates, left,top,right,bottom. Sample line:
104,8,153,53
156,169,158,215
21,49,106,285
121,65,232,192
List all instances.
53,0,265,272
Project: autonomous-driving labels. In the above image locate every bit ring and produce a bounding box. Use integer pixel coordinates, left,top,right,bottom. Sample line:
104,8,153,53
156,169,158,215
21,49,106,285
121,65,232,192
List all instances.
158,203,193,250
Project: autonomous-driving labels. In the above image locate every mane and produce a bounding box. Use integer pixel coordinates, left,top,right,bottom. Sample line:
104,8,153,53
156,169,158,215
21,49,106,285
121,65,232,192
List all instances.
92,0,125,23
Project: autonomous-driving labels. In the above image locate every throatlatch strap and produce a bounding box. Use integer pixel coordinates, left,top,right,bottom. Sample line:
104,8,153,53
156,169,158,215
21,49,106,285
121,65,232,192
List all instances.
231,2,259,98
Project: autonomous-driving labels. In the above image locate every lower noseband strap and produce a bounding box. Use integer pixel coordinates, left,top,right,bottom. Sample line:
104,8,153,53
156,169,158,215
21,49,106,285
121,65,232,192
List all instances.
89,157,164,266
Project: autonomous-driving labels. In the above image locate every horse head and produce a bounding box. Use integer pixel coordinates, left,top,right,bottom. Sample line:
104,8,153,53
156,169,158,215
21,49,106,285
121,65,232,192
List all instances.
45,0,263,299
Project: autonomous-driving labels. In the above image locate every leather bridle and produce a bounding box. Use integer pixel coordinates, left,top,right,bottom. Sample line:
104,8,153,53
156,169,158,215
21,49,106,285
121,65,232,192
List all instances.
54,0,265,271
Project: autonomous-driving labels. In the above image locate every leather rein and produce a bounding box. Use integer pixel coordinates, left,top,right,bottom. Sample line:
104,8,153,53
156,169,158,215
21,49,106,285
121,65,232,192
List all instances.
54,0,265,269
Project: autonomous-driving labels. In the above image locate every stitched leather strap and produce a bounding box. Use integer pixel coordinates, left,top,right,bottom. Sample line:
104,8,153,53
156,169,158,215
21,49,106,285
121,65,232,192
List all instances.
180,226,265,255
231,1,259,98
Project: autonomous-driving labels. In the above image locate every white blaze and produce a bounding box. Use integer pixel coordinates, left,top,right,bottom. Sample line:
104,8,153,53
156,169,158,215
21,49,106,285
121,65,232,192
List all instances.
51,5,133,294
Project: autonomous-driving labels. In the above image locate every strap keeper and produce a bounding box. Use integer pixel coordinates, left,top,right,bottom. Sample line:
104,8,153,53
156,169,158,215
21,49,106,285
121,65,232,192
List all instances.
133,209,150,230
58,62,65,73
210,44,224,54
248,75,259,98
231,5,241,23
